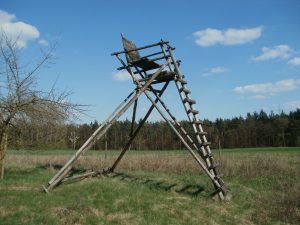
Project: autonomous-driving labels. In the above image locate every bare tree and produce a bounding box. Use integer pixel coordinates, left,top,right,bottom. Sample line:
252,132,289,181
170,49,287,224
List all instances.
0,34,81,179
69,130,79,150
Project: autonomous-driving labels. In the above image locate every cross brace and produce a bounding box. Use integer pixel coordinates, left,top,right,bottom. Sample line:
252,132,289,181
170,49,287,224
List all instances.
43,37,227,200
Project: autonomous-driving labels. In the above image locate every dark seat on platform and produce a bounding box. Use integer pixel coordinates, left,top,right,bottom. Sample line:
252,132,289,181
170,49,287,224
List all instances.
122,36,175,83
122,36,161,71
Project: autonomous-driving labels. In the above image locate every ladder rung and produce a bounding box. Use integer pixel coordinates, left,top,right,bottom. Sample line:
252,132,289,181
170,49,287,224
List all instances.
183,98,196,104
204,152,214,158
214,174,224,179
217,177,225,186
210,184,226,197
192,119,203,125
208,163,219,170
179,87,191,94
201,142,211,147
177,78,187,84
214,174,225,186
196,131,207,135
187,109,199,115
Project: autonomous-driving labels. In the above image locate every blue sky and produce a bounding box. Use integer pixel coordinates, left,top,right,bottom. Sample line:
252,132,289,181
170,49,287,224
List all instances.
1,0,300,123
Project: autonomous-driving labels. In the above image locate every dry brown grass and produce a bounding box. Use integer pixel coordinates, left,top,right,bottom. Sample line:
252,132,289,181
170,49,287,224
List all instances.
7,152,300,179
4,151,300,224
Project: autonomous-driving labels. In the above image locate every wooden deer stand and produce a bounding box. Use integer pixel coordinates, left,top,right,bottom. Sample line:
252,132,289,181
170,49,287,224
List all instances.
44,35,227,200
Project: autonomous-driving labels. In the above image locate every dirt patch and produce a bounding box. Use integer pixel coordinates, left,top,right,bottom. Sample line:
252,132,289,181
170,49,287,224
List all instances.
89,207,104,217
113,198,125,208
106,212,133,221
0,185,38,191
0,206,9,217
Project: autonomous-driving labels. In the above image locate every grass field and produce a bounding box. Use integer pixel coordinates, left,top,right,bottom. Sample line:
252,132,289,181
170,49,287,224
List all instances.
6,147,300,156
1,147,300,225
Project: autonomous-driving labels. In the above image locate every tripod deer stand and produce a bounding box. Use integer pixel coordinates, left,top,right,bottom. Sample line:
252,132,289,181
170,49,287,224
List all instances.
44,35,226,200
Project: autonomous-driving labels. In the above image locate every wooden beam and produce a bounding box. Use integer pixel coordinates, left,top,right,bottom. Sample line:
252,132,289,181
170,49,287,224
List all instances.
110,81,170,171
44,63,167,192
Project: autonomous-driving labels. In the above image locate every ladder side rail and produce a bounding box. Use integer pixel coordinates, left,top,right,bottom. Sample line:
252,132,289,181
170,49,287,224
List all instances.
164,48,202,141
159,44,206,152
128,50,198,151
173,77,224,197
167,47,225,199
175,81,208,156
147,87,200,151
142,89,224,200
160,42,173,72
122,53,203,166
168,47,210,157
181,86,221,180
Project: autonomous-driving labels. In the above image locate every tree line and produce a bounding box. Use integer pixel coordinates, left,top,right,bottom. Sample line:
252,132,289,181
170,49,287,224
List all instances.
7,109,300,150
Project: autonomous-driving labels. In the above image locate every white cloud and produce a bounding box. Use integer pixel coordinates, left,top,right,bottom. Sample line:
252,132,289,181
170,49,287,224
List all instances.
254,45,293,61
0,10,15,22
251,95,269,99
113,70,132,81
288,57,300,66
210,66,228,73
0,10,40,48
202,66,228,76
233,79,300,98
193,26,263,47
38,39,48,46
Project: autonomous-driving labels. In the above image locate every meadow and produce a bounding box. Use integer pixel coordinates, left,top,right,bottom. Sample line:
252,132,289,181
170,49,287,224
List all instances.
0,147,299,225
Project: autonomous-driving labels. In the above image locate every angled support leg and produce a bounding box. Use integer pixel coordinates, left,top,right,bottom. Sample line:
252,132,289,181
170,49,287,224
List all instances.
168,47,225,200
44,63,167,192
110,81,170,172
129,92,139,140
147,87,200,151
142,90,225,200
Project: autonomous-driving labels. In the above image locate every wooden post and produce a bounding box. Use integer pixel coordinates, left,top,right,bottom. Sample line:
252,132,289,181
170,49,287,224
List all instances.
45,63,167,191
44,38,226,199
110,81,170,171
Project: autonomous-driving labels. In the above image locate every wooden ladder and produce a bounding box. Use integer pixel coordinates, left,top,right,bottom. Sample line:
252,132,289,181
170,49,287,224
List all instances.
175,75,226,198
44,37,227,200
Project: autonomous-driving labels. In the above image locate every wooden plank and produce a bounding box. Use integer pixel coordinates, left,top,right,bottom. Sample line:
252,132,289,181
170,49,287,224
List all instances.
45,63,167,192
47,90,136,186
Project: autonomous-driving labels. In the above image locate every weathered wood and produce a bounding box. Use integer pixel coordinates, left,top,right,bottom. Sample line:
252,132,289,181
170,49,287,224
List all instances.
110,81,170,171
168,48,225,199
45,37,227,200
111,40,169,56
45,63,167,192
47,90,136,186
146,86,200,151
61,171,98,182
142,90,223,191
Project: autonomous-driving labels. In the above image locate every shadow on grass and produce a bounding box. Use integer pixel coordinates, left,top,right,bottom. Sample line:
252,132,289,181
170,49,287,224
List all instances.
38,165,205,197
37,164,86,176
110,172,205,196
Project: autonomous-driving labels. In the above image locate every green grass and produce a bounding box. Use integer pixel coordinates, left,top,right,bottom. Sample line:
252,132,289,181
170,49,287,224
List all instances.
1,147,300,224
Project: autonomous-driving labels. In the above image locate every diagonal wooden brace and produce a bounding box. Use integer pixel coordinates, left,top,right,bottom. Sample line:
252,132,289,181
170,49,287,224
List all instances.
44,63,167,192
